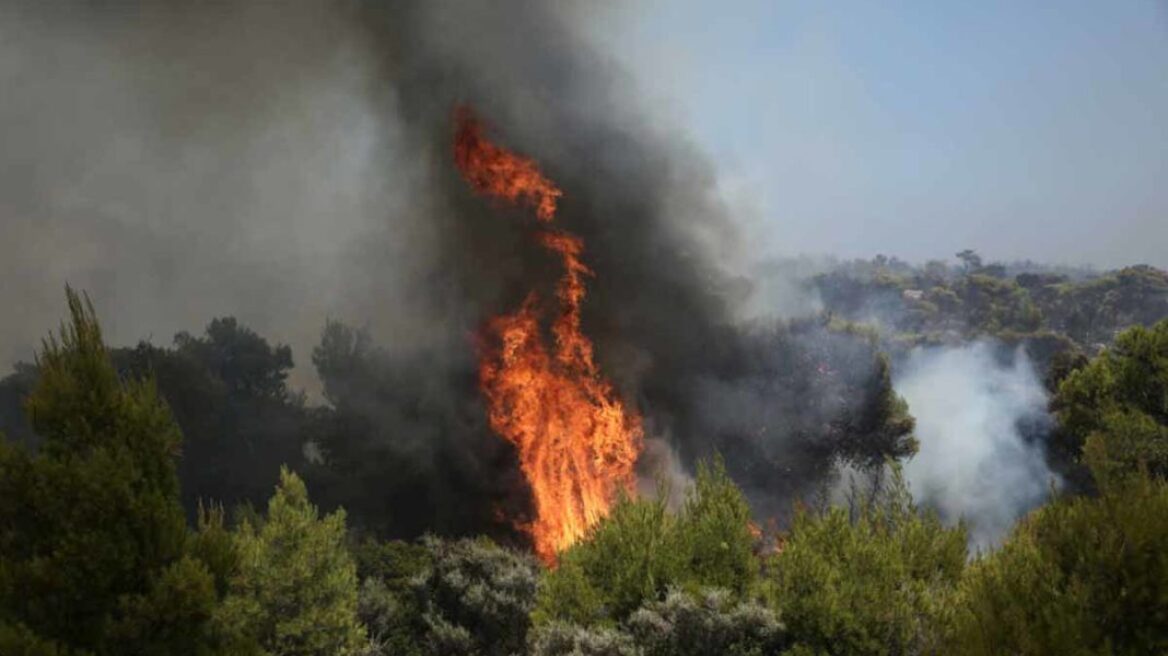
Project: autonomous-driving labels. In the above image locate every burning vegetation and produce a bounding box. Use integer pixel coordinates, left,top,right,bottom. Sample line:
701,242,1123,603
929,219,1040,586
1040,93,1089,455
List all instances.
454,108,643,563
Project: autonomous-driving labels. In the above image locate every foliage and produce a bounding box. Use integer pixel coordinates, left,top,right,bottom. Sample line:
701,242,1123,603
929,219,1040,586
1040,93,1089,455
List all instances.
535,493,677,626
830,353,918,468
118,320,308,518
2,276,1167,655
215,467,364,656
349,537,432,655
1053,319,1168,483
534,459,760,626
948,469,1168,655
304,320,525,542
530,588,786,656
766,467,967,655
0,288,213,655
529,622,638,656
358,536,539,656
411,536,541,656
626,588,787,656
811,256,1168,356
0,316,308,517
672,460,759,596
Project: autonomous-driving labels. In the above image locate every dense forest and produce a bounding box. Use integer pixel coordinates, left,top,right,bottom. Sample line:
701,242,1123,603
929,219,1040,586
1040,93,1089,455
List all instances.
2,253,1166,655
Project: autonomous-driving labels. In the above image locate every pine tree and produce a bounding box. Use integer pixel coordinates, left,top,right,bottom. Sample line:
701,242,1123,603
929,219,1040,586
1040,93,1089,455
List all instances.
215,467,364,656
0,288,216,655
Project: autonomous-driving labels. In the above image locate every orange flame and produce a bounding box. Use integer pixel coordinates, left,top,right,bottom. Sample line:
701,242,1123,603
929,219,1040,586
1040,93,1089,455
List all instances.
454,107,643,564
454,107,562,222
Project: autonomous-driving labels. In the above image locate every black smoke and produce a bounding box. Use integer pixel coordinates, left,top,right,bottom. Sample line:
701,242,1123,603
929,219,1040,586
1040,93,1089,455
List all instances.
0,1,913,540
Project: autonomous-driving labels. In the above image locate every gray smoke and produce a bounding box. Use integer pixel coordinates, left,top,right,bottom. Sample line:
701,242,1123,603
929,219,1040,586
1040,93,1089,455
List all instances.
0,1,414,393
895,342,1057,548
0,0,910,534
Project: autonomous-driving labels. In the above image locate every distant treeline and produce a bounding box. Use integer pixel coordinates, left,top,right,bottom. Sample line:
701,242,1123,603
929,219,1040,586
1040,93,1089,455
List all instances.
808,252,1168,354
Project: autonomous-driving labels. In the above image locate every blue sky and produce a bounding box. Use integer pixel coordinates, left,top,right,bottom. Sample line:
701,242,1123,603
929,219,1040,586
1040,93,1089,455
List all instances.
592,1,1168,267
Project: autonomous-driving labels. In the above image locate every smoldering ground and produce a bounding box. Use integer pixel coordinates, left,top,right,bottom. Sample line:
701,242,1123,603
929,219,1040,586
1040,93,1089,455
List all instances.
1,0,912,538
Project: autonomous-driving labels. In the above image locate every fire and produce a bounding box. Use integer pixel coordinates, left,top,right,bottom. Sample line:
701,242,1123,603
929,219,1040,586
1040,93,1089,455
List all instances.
454,106,562,222
454,107,643,564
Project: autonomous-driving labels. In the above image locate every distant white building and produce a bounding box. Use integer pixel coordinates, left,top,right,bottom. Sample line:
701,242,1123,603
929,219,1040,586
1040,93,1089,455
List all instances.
902,289,925,302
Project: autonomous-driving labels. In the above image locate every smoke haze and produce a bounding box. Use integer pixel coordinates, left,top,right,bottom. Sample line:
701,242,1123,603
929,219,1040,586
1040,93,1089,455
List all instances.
2,0,1082,541
896,343,1057,547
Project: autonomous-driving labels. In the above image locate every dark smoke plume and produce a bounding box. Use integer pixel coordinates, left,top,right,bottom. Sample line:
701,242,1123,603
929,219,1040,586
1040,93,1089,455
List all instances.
0,1,911,538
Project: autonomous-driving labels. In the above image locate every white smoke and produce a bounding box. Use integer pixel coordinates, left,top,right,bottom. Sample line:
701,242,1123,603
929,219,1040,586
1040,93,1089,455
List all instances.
895,342,1057,548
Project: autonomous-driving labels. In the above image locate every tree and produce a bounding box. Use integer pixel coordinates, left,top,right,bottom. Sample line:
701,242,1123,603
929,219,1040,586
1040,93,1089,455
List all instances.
766,467,967,655
215,467,364,656
672,459,759,597
0,289,219,655
119,319,308,518
1052,319,1168,483
304,320,528,542
0,316,309,519
956,249,983,273
174,317,295,402
949,469,1168,655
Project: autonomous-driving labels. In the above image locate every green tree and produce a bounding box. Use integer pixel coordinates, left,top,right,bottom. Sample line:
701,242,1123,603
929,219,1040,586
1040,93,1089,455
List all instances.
949,468,1168,655
0,288,216,655
766,467,967,655
534,492,678,626
1053,319,1168,482
0,316,309,519
672,459,759,597
119,319,308,519
215,467,364,656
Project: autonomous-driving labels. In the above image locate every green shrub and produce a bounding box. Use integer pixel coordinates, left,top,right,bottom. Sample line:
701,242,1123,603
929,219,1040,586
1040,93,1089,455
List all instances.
214,468,364,656
411,536,540,656
949,470,1168,655
534,458,759,626
767,468,966,655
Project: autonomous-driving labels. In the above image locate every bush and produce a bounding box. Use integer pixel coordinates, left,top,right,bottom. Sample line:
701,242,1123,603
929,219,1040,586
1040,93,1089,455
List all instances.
404,536,541,656
949,470,1168,655
627,588,786,656
528,622,638,656
534,458,759,626
767,467,966,655
530,588,785,656
214,467,364,656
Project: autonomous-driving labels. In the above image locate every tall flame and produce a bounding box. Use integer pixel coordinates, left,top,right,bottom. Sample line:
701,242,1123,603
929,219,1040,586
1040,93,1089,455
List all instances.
454,107,643,564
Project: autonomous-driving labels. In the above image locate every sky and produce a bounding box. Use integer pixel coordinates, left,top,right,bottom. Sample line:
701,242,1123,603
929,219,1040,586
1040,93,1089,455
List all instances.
591,0,1168,268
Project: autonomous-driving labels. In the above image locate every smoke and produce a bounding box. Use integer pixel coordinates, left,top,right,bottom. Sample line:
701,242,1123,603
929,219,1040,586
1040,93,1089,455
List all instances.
1,0,909,537
895,342,1057,547
0,1,461,393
